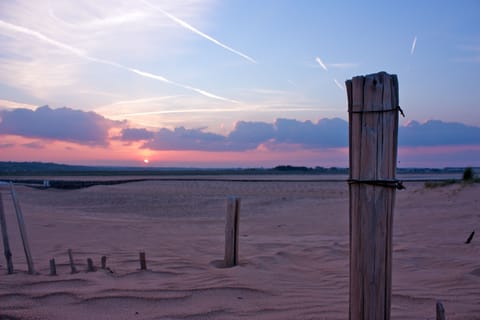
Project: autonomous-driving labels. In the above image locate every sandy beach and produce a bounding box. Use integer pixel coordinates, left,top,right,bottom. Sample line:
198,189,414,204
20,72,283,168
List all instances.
0,177,479,319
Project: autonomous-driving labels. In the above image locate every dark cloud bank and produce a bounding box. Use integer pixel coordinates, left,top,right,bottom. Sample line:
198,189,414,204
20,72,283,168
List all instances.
1,106,479,151
0,105,123,146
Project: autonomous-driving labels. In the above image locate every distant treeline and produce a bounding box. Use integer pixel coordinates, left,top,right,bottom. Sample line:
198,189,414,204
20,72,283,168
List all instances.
0,161,476,177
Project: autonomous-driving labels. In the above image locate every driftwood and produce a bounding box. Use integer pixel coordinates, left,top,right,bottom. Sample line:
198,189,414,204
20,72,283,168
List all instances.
0,192,14,274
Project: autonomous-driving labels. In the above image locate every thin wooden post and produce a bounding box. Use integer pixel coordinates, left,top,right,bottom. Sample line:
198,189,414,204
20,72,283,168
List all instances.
87,258,95,272
49,258,57,276
0,192,14,274
139,251,147,270
10,183,35,275
68,249,78,274
101,255,107,269
346,72,401,320
224,196,240,267
436,301,446,320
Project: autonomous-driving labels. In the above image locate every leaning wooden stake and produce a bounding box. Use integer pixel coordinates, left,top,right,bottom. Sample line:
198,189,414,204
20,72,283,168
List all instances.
224,196,241,267
436,301,446,320
68,249,78,274
346,72,401,320
10,183,35,275
0,192,14,274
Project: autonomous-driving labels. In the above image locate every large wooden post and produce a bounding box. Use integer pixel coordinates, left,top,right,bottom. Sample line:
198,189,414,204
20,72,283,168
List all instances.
224,196,240,267
346,72,401,320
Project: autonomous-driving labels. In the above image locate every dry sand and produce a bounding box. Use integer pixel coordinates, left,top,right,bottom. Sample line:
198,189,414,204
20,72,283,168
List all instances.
0,177,479,319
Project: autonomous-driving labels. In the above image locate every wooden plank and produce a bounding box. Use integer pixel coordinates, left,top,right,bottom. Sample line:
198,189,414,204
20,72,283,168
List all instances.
0,192,14,274
348,72,400,320
224,196,240,267
10,183,35,275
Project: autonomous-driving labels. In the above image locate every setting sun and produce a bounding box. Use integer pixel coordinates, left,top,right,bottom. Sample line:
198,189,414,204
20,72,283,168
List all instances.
143,159,149,164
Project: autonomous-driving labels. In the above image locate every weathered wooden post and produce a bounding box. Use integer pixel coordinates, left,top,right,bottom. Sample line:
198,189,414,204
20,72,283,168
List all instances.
436,301,446,320
87,258,95,272
10,183,35,275
68,249,78,274
224,196,240,267
101,255,107,269
0,192,14,274
139,251,147,270
49,258,57,276
346,72,402,320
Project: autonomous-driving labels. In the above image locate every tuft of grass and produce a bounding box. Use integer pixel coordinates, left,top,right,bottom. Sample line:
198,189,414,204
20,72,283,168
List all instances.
463,167,475,182
424,180,457,189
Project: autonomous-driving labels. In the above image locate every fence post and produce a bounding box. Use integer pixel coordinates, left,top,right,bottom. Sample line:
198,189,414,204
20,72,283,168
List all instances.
436,301,446,320
346,72,401,320
68,249,78,274
49,258,57,276
0,192,14,274
224,196,240,267
10,183,35,275
139,251,147,270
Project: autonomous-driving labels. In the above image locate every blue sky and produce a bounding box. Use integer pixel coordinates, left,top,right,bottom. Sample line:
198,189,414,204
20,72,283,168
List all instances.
0,1,479,167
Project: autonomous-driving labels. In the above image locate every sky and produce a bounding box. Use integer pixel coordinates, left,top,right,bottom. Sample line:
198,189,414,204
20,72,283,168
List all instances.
0,0,479,168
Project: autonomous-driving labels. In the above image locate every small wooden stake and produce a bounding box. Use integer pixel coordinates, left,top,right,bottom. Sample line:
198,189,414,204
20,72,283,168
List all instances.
10,183,35,275
101,255,107,269
436,301,446,320
87,258,95,272
0,193,14,274
224,196,241,267
139,251,147,270
465,230,475,244
68,249,77,274
49,258,57,276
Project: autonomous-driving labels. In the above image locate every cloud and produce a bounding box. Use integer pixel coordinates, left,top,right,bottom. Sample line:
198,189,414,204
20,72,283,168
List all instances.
0,5,240,104
0,105,122,146
143,127,228,151
138,117,349,152
399,120,480,146
134,118,480,153
119,128,154,141
143,0,256,64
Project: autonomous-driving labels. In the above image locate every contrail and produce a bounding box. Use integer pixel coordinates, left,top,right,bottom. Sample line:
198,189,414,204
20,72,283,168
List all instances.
315,56,328,71
333,79,345,91
143,0,256,64
410,36,417,55
0,19,239,104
